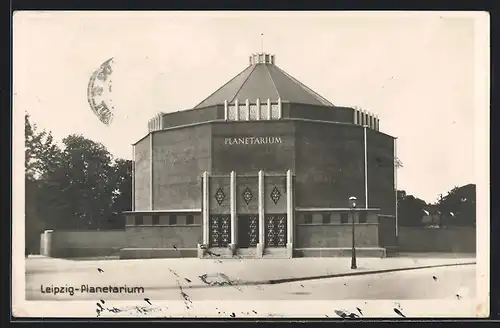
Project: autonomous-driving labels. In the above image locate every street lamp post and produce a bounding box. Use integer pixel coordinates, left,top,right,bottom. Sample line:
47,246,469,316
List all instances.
349,196,357,269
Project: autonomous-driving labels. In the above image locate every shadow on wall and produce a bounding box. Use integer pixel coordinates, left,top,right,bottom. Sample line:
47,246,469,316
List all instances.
397,226,476,253
40,230,126,258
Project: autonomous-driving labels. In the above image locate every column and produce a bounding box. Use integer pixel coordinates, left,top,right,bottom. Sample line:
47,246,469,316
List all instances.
394,138,399,237
364,126,368,209
286,169,294,258
132,145,135,211
149,133,153,210
353,108,358,124
199,172,210,258
230,171,237,254
224,100,228,120
257,170,265,257
256,98,261,121
202,172,210,245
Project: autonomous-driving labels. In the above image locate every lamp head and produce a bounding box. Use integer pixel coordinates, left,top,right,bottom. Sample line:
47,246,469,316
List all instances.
349,196,357,209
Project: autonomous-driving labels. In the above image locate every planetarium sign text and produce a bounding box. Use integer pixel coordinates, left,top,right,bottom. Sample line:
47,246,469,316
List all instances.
224,136,283,146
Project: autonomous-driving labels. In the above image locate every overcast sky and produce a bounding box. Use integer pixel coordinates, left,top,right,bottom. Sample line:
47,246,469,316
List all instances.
13,11,489,203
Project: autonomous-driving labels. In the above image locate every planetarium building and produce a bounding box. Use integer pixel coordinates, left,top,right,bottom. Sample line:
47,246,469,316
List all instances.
122,53,398,259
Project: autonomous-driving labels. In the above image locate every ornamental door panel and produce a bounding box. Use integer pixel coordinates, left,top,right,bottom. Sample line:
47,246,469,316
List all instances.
209,215,231,247
265,215,287,248
237,215,259,248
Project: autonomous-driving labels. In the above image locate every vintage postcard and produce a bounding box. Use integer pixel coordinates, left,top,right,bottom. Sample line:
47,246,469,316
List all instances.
12,11,490,318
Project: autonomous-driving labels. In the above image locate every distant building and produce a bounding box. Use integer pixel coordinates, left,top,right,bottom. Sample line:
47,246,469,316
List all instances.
122,53,397,259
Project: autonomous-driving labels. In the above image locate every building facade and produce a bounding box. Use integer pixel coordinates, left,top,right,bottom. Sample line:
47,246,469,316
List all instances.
122,53,398,259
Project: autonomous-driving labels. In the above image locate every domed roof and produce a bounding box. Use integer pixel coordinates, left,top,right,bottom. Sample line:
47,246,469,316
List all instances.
194,53,334,109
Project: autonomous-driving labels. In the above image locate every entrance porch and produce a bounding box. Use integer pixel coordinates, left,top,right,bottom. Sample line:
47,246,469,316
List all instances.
198,170,294,259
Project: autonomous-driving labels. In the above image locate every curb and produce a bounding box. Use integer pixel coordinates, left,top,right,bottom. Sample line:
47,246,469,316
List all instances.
143,261,476,291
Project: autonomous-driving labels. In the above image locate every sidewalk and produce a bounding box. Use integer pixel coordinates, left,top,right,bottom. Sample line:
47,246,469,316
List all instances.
25,255,476,290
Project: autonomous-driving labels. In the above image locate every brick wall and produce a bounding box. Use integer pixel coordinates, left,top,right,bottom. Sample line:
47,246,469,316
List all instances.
134,135,151,210
366,129,396,216
152,125,211,209
161,105,222,128
236,176,259,214
124,226,202,248
288,103,354,123
264,175,287,214
209,176,231,214
211,121,295,174
398,227,476,253
295,121,366,208
40,230,126,258
295,224,379,248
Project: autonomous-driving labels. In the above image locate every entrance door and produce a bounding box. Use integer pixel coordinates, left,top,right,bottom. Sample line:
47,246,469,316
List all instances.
209,215,231,247
265,215,287,247
237,215,259,248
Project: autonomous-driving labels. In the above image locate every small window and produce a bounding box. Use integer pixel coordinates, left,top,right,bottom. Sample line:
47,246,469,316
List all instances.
186,215,194,225
322,213,331,224
359,212,367,224
169,215,177,225
152,215,160,225
340,213,348,224
304,214,312,224
135,215,143,226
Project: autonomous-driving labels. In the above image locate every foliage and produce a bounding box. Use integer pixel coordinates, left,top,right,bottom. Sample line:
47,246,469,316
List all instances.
397,184,476,228
397,193,427,226
436,184,476,227
25,113,131,246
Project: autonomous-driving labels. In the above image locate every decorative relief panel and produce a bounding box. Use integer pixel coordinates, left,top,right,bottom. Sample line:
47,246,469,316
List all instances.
260,105,269,120
242,187,253,205
271,104,280,119
209,215,231,247
239,105,249,120
265,215,286,247
249,216,258,246
228,105,237,120
215,188,226,206
270,186,281,205
249,105,258,120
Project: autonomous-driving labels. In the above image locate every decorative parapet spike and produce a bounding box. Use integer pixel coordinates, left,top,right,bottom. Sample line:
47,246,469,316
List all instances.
249,52,275,65
234,99,240,121
147,112,165,132
224,98,283,122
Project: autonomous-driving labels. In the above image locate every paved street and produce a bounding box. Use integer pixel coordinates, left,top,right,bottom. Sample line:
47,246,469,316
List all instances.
25,256,476,301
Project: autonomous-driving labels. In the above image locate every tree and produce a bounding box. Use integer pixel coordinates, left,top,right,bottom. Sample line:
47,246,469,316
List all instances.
57,134,116,229
107,158,132,229
25,113,62,253
437,184,476,227
25,113,134,253
397,194,427,226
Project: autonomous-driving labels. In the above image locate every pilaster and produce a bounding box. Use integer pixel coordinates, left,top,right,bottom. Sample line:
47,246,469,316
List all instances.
267,98,271,120
229,171,237,255
286,169,294,258
256,98,261,121
257,170,265,258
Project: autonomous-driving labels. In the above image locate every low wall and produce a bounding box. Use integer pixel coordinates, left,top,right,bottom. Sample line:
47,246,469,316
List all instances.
120,226,202,259
295,223,380,248
40,230,126,258
397,226,476,253
294,224,384,257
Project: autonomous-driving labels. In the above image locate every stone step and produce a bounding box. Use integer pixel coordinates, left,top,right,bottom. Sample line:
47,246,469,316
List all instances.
263,247,289,259
293,247,386,258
